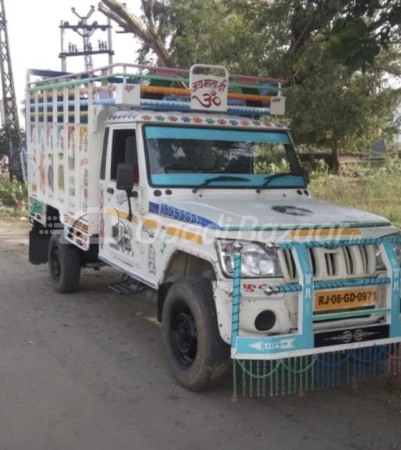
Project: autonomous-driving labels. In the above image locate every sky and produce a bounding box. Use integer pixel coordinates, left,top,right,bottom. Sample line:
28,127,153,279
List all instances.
5,0,142,125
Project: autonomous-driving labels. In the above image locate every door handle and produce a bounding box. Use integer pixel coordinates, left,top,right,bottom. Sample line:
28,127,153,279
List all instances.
107,187,114,194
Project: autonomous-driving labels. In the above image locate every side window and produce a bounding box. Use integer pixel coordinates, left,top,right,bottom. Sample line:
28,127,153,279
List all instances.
110,129,138,181
100,127,109,180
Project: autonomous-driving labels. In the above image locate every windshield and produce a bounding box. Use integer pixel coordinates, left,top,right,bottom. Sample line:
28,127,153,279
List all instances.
143,125,305,189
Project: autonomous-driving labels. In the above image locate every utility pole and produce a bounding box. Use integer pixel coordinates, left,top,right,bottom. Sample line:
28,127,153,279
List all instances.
59,5,114,72
0,0,23,182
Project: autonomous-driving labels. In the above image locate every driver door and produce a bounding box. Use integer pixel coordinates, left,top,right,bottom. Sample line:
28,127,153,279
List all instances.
99,126,142,275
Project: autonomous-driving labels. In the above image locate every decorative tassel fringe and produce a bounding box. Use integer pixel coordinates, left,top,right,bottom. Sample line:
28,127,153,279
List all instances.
232,343,401,399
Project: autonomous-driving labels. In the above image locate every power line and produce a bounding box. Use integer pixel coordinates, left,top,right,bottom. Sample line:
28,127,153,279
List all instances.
59,5,114,72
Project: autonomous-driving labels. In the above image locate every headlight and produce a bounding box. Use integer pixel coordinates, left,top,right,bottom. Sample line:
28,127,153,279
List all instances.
216,240,283,278
376,242,401,270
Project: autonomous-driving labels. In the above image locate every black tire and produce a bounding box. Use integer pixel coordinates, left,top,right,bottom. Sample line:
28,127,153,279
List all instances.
48,232,81,293
162,277,230,391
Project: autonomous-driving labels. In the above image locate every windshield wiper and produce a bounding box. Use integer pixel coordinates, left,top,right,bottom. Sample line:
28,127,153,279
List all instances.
256,173,297,193
192,175,249,193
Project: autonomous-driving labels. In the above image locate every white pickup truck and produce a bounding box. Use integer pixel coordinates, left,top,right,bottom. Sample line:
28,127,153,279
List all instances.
26,63,401,392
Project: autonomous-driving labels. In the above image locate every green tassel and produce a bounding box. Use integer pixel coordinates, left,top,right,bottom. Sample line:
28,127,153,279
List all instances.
233,344,401,398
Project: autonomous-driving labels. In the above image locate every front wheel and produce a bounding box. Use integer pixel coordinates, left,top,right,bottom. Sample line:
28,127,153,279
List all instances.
48,232,81,293
162,277,230,391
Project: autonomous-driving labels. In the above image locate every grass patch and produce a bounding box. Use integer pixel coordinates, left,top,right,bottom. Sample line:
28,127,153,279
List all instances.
310,164,401,227
0,207,28,224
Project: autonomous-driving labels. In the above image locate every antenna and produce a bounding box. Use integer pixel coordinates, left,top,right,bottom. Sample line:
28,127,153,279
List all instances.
59,5,114,72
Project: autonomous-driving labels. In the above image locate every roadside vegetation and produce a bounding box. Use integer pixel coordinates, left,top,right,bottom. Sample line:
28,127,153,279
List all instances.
0,174,27,220
310,159,401,227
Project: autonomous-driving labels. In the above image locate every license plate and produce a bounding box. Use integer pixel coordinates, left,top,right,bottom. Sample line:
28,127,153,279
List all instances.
314,287,378,312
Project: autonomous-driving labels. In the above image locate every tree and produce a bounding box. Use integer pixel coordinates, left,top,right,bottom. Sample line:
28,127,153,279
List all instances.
287,48,401,170
99,0,401,72
245,0,401,73
99,0,176,66
325,0,401,72
99,0,401,171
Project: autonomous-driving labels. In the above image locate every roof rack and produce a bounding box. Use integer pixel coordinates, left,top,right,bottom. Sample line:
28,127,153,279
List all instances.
26,63,286,124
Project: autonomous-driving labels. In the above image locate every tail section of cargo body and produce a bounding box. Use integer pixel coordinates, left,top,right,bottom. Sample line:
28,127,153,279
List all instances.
26,70,111,250
27,121,101,250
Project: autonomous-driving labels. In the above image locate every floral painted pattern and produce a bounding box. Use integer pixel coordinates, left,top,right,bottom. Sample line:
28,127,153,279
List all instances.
110,112,286,130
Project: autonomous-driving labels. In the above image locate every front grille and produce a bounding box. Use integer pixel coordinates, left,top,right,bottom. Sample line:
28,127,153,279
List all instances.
279,245,377,282
282,247,297,279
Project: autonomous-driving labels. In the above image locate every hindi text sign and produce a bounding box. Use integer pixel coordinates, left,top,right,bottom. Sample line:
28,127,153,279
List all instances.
190,73,228,112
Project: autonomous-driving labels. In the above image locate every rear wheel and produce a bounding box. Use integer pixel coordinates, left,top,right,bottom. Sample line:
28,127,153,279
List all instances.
48,233,81,293
162,277,230,391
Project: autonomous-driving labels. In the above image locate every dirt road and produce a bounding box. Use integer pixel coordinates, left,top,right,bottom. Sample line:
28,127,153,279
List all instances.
1,220,401,450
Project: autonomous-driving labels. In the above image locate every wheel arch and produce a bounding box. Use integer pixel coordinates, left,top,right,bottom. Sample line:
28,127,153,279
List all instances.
157,249,220,322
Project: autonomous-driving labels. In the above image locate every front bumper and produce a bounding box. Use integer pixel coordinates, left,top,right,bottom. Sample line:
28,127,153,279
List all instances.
216,236,401,360
215,280,389,341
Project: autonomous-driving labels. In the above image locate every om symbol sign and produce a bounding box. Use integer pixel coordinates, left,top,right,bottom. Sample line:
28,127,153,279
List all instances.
192,90,222,109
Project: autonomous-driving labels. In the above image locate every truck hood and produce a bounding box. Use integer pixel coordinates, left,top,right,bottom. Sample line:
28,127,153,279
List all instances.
150,195,391,230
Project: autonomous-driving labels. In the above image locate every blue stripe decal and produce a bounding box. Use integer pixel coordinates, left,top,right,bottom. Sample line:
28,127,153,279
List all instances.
149,202,160,214
144,126,291,143
149,202,220,229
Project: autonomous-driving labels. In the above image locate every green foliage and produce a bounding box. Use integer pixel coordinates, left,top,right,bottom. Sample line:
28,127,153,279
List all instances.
325,1,401,72
138,0,250,69
287,45,401,159
0,177,27,208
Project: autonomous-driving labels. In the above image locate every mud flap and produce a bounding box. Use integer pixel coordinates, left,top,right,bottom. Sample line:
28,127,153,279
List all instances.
29,229,50,265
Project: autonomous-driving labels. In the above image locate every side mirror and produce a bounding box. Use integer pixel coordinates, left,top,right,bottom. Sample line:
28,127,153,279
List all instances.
301,167,310,185
116,163,135,191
